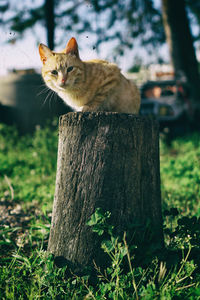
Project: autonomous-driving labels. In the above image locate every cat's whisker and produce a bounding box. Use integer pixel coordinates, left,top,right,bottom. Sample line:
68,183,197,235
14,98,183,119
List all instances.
35,82,47,90
41,89,52,108
47,89,57,111
48,90,56,110
37,87,49,97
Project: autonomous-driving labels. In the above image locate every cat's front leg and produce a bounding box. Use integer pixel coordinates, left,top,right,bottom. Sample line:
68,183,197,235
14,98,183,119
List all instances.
81,101,105,112
81,93,109,112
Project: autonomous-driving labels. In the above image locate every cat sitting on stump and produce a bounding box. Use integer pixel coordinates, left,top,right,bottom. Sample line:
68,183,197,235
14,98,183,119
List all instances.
39,37,140,113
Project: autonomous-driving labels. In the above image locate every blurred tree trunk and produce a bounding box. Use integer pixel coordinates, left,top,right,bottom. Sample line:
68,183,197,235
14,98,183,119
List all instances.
44,0,55,49
161,0,200,110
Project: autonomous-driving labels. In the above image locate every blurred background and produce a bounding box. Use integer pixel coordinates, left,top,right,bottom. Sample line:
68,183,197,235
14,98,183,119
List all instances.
0,0,200,134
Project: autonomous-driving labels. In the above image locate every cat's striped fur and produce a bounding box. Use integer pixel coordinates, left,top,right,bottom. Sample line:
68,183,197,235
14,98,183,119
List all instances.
39,37,140,113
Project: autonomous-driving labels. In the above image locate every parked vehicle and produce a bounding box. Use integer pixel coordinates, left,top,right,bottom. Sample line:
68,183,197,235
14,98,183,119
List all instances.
140,80,193,135
0,70,70,132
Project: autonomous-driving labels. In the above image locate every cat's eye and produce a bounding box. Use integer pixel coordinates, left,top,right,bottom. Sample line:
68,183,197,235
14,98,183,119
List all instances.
51,70,58,75
67,66,74,73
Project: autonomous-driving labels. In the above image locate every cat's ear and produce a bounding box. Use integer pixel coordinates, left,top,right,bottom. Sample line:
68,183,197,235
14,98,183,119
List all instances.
65,37,79,58
39,43,53,64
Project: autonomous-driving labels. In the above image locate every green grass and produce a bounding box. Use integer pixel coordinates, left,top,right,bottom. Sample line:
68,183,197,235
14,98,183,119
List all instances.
160,134,200,215
0,122,200,299
0,122,57,210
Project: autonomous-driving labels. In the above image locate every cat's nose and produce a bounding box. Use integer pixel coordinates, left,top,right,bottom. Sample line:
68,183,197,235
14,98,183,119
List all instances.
58,77,67,87
61,75,67,85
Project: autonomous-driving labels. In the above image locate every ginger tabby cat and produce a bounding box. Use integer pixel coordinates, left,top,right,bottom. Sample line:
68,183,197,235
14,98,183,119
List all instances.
39,37,140,113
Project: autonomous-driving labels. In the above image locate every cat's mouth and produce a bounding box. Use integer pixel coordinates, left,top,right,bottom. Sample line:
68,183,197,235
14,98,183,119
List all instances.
57,85,66,90
53,82,66,91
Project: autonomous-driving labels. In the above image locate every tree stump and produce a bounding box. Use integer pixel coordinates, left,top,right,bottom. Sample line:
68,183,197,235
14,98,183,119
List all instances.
48,112,163,271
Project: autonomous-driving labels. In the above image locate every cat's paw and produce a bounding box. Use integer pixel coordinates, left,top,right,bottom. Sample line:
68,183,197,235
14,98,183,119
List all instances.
81,105,101,112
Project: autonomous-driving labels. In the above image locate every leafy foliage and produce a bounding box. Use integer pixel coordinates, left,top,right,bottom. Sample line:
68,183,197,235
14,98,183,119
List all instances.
2,0,93,48
186,0,200,41
0,0,165,59
3,1,199,51
92,0,165,51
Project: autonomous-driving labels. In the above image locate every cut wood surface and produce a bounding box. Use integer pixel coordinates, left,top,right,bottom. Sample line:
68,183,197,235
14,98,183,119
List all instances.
48,112,163,270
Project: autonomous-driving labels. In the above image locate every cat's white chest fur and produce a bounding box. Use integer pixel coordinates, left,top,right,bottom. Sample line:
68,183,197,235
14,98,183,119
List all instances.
58,91,81,111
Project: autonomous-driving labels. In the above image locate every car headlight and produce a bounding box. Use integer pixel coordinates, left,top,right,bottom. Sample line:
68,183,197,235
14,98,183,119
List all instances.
158,105,174,116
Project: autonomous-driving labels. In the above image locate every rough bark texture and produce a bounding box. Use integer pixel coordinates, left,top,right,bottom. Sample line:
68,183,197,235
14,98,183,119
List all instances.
161,0,200,107
48,112,163,270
